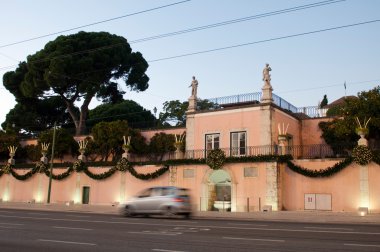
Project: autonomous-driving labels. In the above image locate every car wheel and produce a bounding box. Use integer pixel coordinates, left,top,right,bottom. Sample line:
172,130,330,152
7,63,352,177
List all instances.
183,213,191,219
164,207,175,218
124,206,134,217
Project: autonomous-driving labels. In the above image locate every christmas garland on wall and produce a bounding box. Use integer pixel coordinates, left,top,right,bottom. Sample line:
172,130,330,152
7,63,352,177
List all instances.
0,158,170,181
206,149,226,170
286,157,353,178
352,145,373,165
44,166,74,180
0,150,378,181
10,166,39,181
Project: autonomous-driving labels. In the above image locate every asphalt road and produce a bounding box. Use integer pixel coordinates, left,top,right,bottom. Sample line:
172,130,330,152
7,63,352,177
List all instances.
0,209,379,252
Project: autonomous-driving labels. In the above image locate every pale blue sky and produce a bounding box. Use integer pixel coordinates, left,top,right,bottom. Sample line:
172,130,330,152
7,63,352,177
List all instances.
0,0,379,129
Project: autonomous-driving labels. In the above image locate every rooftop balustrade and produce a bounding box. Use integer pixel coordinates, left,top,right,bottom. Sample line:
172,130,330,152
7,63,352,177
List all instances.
205,92,326,118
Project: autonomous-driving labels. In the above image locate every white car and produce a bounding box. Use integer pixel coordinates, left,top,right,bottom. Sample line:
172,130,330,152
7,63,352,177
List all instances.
120,186,192,218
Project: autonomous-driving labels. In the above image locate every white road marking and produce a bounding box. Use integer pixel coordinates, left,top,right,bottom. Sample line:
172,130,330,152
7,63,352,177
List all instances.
152,249,186,252
164,220,198,224
65,215,91,218
223,236,285,242
37,239,96,246
27,212,50,216
1,214,379,236
0,223,24,226
305,226,353,231
129,231,182,236
345,243,380,248
53,226,93,231
228,223,268,227
173,227,210,232
0,225,21,229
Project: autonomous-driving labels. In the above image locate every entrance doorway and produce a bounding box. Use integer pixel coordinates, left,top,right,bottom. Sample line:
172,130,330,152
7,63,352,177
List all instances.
82,186,90,204
208,170,231,211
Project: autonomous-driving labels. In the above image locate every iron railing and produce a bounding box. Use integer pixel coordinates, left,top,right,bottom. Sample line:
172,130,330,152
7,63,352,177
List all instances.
125,144,355,163
184,144,351,160
205,92,326,118
207,92,262,106
272,93,298,113
296,106,328,118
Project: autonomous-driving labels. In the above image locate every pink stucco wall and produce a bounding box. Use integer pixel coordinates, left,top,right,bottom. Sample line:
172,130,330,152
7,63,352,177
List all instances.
0,162,270,212
141,128,186,143
281,160,380,213
369,163,380,211
2,160,379,213
301,118,331,146
272,109,301,145
191,107,263,150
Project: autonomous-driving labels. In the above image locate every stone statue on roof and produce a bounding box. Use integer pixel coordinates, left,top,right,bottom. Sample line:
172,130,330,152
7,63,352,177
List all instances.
189,76,198,97
263,63,272,85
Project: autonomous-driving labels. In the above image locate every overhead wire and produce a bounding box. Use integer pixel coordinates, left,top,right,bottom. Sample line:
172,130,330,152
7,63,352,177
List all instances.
0,0,191,49
0,0,346,72
149,19,380,62
26,18,380,84
1,1,378,131
2,17,379,125
128,0,346,43
4,77,379,134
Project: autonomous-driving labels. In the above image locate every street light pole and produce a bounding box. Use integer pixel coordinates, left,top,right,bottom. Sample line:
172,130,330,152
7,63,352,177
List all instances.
47,121,57,204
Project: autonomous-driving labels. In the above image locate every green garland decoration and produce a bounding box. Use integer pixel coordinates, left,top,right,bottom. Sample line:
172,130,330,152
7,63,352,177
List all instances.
83,167,117,180
227,154,292,163
0,150,376,181
206,149,226,170
44,166,74,180
286,157,353,178
128,164,169,180
116,158,130,172
73,160,86,172
36,161,47,173
352,145,373,165
2,163,13,175
10,166,39,181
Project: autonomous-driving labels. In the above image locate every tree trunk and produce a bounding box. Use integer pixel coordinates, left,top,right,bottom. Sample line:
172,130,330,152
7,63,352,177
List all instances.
75,95,93,136
65,101,79,131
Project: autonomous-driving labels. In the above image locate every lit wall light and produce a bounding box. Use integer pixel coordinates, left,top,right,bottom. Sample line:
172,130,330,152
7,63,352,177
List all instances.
74,188,81,204
35,191,43,203
358,207,368,216
2,192,9,202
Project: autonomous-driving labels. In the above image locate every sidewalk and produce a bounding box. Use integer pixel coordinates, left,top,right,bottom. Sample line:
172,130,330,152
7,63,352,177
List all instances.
1,202,379,225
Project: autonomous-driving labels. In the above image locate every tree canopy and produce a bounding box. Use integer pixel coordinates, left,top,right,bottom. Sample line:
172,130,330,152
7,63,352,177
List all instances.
159,99,219,126
320,94,328,108
319,86,380,150
38,128,79,160
88,100,157,129
88,120,148,161
148,132,176,162
3,31,149,135
0,130,19,162
1,96,73,135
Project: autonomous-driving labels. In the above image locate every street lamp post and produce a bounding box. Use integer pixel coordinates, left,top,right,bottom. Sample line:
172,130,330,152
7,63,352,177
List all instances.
47,122,57,204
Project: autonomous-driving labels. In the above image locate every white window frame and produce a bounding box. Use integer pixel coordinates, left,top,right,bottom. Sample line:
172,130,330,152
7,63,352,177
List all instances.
230,131,246,156
205,133,220,151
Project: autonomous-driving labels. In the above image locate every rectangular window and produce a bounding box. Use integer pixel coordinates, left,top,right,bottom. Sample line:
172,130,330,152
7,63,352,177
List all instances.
205,133,220,150
231,131,246,156
205,133,220,157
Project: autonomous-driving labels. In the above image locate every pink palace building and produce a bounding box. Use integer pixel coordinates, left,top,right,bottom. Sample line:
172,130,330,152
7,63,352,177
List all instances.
1,64,379,214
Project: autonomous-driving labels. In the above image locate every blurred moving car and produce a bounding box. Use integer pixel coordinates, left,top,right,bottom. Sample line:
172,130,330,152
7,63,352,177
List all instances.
120,186,192,218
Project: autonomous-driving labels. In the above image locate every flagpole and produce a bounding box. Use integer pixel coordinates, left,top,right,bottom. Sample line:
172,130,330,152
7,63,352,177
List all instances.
344,81,347,99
